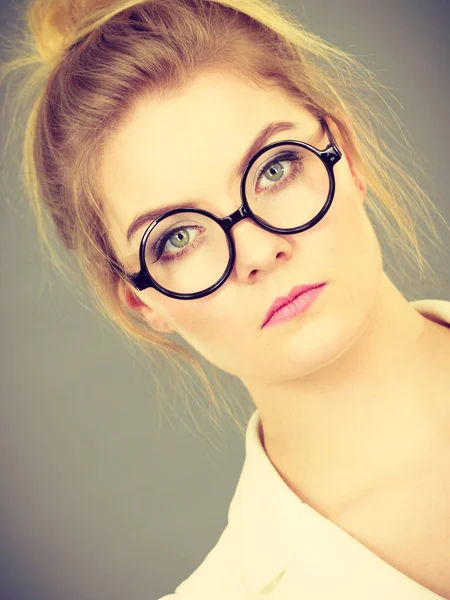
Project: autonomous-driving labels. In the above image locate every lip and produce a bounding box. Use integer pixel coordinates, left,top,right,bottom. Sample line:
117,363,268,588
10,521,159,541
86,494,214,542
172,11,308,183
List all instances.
261,282,327,328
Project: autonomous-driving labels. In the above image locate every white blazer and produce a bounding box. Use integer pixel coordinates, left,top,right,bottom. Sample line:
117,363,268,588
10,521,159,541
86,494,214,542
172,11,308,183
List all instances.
160,298,450,600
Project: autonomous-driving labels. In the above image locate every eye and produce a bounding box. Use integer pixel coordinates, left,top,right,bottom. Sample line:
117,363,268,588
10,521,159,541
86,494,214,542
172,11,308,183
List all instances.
255,151,304,193
157,226,195,255
259,158,288,186
150,224,205,263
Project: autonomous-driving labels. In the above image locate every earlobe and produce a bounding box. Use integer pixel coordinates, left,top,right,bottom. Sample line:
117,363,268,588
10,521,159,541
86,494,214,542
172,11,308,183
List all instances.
142,309,177,334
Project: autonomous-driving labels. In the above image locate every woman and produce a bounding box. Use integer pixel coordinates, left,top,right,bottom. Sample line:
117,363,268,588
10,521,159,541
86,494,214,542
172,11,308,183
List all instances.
1,0,449,598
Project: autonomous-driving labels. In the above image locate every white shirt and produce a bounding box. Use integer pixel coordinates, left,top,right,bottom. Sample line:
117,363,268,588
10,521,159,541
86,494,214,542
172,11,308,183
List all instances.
160,298,450,599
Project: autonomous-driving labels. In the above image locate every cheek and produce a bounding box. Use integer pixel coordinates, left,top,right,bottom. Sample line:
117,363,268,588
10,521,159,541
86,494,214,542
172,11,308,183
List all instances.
171,297,234,335
165,297,242,370
310,165,382,305
165,288,252,365
319,180,383,322
318,165,371,257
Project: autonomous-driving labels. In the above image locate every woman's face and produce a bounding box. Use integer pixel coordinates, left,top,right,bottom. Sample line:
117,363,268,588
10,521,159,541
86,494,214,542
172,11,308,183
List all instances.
100,69,382,383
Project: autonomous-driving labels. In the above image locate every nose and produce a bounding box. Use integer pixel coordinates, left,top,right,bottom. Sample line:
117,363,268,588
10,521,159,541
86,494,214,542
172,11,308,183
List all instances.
230,217,294,284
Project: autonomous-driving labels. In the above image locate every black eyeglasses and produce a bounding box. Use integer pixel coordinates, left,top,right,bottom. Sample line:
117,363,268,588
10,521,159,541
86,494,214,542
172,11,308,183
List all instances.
117,117,342,300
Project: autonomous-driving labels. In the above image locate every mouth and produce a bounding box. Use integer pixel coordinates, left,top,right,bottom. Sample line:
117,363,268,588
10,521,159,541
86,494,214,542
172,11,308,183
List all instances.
261,282,327,328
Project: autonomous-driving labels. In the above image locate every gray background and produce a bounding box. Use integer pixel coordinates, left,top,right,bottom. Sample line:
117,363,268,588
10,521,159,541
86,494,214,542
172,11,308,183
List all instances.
1,0,449,598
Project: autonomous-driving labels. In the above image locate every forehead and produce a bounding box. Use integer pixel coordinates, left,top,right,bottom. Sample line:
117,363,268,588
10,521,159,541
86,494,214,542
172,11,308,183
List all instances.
99,69,317,252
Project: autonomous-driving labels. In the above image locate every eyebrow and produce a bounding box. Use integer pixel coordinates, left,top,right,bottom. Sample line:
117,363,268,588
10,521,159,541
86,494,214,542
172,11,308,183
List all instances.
126,120,296,243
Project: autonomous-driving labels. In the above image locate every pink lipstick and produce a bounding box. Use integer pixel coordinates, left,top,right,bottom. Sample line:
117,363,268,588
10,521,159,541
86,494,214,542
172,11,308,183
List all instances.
262,283,327,329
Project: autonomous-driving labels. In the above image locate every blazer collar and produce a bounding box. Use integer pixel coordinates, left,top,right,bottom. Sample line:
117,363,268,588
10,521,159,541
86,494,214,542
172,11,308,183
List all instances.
227,409,304,592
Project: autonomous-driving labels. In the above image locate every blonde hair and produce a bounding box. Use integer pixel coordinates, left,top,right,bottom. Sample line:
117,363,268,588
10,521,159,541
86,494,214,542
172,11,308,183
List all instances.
1,0,448,437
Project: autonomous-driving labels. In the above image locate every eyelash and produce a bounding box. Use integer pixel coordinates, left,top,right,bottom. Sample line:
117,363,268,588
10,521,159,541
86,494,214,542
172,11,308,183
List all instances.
132,151,304,271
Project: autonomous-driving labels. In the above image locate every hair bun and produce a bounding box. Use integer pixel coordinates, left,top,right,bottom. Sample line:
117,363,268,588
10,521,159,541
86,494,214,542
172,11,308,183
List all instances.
28,0,115,65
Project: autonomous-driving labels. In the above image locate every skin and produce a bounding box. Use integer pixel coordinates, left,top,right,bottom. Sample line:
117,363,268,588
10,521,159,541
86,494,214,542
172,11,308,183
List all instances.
100,69,450,524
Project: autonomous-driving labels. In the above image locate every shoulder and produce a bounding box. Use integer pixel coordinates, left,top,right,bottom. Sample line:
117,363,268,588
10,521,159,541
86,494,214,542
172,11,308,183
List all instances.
157,524,246,600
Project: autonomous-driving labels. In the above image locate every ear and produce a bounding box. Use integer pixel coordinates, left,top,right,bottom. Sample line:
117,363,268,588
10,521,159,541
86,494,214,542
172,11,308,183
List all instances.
323,114,367,201
117,279,177,334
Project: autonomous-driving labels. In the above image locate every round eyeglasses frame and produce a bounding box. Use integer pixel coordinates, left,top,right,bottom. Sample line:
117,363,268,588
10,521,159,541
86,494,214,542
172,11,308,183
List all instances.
118,117,342,300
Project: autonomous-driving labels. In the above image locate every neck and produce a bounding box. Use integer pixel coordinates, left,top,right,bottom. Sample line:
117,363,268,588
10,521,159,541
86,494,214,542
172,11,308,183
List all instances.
242,275,450,517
